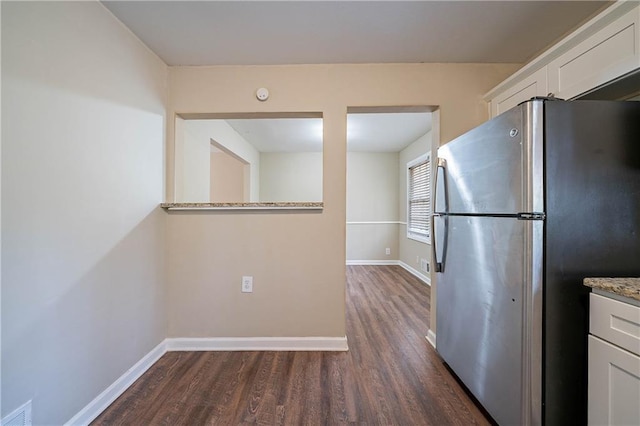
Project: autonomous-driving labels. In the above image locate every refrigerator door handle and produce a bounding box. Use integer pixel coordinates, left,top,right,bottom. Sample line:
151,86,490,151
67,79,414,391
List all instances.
432,214,447,272
434,158,448,214
433,157,448,272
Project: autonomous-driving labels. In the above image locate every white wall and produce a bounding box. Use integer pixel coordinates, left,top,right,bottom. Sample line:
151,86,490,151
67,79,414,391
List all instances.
1,2,167,424
399,132,432,277
174,117,186,201
346,152,399,261
259,152,322,202
180,126,211,202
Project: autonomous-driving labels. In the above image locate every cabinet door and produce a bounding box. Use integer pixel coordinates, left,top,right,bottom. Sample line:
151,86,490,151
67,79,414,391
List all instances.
490,67,548,117
548,6,640,100
588,335,640,426
590,293,640,356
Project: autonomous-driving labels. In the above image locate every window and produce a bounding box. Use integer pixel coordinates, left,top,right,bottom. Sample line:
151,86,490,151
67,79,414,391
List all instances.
407,153,431,243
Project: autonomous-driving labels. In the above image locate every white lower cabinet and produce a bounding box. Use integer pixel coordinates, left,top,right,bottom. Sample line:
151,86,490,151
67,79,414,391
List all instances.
588,335,640,426
589,293,640,426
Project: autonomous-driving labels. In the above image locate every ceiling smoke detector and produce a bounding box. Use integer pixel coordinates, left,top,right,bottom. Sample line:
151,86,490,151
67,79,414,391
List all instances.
256,88,269,101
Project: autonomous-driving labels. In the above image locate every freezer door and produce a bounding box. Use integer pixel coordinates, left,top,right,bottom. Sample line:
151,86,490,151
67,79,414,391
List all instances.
436,215,543,426
436,100,544,215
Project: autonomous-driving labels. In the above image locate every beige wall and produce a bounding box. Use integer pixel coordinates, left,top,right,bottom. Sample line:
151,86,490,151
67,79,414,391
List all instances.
166,63,519,339
399,132,433,276
346,152,399,261
178,119,261,202
347,224,400,262
210,152,245,202
259,152,322,202
1,2,167,424
185,120,261,201
347,152,399,221
0,2,3,417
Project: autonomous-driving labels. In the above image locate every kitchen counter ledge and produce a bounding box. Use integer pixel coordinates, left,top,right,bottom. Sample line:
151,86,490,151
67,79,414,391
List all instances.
584,277,640,303
160,202,323,211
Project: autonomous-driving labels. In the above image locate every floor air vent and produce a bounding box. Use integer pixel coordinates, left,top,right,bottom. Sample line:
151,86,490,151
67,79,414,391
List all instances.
2,400,32,426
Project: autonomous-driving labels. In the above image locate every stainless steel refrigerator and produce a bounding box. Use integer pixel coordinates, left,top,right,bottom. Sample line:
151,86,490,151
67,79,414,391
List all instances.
433,98,640,426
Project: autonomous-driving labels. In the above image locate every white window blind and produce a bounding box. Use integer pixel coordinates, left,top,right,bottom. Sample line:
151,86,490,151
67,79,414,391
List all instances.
407,154,431,242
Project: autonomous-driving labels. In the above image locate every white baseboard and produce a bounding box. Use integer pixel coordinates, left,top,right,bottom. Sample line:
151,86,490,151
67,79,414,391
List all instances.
166,336,349,352
346,260,431,286
398,261,431,286
346,260,397,266
426,329,436,349
66,334,348,424
65,340,167,426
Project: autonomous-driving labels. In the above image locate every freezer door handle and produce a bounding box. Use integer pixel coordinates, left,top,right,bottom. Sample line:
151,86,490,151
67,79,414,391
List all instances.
432,214,447,272
434,158,448,214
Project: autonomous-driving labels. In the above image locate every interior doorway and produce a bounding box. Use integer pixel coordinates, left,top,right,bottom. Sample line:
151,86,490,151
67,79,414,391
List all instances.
345,106,436,285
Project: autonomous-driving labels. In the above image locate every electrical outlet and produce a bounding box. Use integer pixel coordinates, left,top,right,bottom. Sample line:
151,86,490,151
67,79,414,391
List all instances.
421,259,429,273
242,276,253,293
385,248,391,255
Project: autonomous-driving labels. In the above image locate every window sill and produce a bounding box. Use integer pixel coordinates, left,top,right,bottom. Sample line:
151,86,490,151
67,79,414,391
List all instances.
160,202,323,211
408,234,431,244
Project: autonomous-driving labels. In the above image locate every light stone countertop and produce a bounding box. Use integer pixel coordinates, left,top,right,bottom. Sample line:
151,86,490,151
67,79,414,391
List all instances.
584,277,640,302
160,202,323,211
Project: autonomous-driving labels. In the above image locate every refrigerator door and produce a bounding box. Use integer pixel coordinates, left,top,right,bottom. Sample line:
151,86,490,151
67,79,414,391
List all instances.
436,100,544,215
542,100,640,425
436,215,542,426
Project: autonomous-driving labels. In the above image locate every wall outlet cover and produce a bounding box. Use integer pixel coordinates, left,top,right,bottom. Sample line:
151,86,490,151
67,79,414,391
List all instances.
242,276,253,293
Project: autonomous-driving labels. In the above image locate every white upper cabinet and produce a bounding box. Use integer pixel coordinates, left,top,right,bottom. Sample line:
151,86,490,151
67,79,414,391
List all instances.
548,6,640,100
489,68,548,118
486,2,640,118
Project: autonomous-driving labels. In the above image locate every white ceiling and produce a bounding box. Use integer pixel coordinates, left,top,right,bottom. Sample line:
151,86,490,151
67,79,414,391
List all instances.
102,1,609,66
347,112,432,152
106,1,607,153
226,118,323,152
205,112,430,153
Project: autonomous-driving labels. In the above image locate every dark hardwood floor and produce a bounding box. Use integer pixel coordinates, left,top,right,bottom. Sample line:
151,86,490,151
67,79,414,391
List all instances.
92,265,490,425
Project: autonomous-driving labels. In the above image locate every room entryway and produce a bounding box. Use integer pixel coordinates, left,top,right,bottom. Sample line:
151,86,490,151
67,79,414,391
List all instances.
345,107,435,283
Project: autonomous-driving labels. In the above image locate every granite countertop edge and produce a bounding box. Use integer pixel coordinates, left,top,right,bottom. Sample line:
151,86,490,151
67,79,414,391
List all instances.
160,202,324,210
584,277,640,302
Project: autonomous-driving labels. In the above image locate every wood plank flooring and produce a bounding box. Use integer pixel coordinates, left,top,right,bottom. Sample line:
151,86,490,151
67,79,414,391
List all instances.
92,265,490,425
